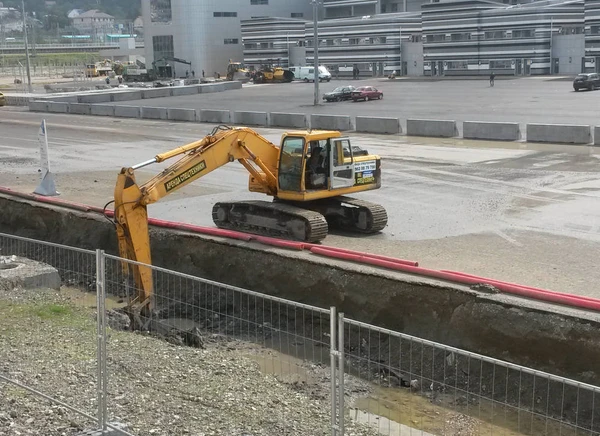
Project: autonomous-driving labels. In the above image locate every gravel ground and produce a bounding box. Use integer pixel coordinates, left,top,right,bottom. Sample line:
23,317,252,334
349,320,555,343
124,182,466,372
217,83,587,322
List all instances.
0,286,380,436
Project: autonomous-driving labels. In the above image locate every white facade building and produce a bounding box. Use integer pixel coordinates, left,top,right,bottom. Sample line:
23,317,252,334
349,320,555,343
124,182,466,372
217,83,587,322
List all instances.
141,0,313,78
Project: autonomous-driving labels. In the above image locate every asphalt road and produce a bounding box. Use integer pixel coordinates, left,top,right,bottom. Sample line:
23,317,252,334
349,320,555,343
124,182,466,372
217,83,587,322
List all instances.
1,107,600,300
111,76,600,126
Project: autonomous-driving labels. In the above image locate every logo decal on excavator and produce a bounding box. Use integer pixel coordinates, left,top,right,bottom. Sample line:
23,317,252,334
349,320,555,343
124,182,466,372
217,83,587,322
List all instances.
164,161,207,192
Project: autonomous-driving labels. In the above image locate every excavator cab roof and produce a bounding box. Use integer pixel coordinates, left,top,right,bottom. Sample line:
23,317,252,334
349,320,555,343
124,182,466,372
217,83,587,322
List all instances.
281,130,342,143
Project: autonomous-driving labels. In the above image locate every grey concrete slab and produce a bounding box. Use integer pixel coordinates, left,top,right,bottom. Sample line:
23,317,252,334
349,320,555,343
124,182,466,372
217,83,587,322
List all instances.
233,111,268,126
407,119,458,137
114,105,140,118
463,121,521,141
526,123,592,144
78,93,111,104
168,108,197,122
69,103,92,115
171,86,199,97
28,100,48,112
355,116,401,134
47,102,69,113
199,109,231,123
141,106,168,120
111,90,142,101
142,88,172,99
90,104,115,117
310,114,352,131
269,112,307,129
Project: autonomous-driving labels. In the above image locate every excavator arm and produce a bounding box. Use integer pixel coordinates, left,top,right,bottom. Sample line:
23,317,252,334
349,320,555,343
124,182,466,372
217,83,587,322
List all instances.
113,126,280,316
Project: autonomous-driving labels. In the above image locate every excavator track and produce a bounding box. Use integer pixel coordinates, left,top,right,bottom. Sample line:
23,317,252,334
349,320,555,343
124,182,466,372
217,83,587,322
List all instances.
212,200,329,243
325,196,388,234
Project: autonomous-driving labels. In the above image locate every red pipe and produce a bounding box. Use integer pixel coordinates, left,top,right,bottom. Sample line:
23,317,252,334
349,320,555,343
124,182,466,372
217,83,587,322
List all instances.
148,218,254,241
252,235,305,251
303,243,418,267
441,270,600,304
311,247,600,312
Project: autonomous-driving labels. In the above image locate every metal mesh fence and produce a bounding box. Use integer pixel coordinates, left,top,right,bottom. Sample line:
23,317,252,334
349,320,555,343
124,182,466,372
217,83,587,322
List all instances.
0,232,100,433
342,318,600,436
102,254,337,435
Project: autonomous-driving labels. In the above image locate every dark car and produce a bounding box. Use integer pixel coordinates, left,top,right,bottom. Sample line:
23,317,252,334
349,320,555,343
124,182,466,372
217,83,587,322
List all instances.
573,73,600,91
323,86,356,102
351,86,383,102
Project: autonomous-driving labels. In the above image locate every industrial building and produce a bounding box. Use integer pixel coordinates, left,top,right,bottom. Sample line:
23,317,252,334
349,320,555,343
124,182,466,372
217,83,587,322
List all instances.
142,0,598,78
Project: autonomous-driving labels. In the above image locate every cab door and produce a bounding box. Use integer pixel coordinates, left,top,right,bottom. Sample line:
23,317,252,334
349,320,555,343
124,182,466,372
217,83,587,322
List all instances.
330,138,354,189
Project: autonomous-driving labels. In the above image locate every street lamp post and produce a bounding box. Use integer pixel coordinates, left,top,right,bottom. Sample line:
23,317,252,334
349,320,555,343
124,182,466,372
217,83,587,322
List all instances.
312,0,320,106
21,0,32,93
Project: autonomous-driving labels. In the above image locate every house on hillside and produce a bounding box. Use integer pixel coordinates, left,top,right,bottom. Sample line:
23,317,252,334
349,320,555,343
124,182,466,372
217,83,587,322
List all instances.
67,9,84,19
71,9,115,39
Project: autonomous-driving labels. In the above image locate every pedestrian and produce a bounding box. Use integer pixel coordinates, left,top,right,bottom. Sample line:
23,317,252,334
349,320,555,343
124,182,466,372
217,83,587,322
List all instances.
202,70,205,78
489,71,495,87
185,70,189,78
118,75,123,84
105,76,110,85
192,70,195,78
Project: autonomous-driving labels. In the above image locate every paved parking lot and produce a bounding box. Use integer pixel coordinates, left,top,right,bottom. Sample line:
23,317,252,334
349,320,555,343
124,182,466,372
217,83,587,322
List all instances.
114,76,600,126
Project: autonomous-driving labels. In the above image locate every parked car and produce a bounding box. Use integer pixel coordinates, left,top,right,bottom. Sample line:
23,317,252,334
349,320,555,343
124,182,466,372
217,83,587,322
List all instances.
351,86,383,101
573,73,600,91
323,85,356,102
0,92,4,106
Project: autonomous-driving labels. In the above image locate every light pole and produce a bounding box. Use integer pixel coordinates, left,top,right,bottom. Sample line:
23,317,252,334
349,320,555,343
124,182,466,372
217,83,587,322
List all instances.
21,0,32,93
311,0,320,106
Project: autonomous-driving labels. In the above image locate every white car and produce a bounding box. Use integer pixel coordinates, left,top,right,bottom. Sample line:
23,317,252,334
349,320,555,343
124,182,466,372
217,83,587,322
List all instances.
289,66,331,82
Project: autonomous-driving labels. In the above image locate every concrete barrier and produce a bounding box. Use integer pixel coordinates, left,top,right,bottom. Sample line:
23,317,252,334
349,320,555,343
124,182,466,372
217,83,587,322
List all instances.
167,108,197,122
526,123,592,144
68,103,91,115
28,100,48,112
48,96,79,103
269,112,307,129
199,83,225,94
90,104,115,117
234,111,268,126
111,90,142,102
3,95,29,106
141,106,168,120
78,93,111,104
142,88,172,99
47,102,69,113
171,86,199,97
355,116,401,134
594,127,600,146
199,109,231,124
222,81,243,91
407,119,458,138
114,105,140,118
310,114,352,131
463,121,521,141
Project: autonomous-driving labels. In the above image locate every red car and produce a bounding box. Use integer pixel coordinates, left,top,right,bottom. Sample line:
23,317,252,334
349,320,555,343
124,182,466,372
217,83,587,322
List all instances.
351,86,383,102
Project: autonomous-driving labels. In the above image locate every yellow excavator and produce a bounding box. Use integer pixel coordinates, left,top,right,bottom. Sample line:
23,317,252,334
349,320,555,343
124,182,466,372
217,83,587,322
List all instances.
226,61,251,83
251,65,294,84
113,125,387,323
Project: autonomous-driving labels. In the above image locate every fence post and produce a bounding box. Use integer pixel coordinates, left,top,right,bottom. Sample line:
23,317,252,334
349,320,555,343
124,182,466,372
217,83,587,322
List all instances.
330,306,338,436
95,249,108,430
338,312,345,435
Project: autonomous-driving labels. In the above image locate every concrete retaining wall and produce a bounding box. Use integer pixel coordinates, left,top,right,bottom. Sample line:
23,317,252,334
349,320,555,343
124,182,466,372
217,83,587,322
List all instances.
199,83,225,94
68,103,91,115
91,104,115,117
167,108,197,122
2,194,600,386
28,100,48,112
4,95,29,106
114,105,140,118
142,88,172,99
407,119,458,137
310,114,352,131
594,127,600,146
223,81,243,91
78,93,112,104
234,111,268,126
141,107,168,120
526,123,592,144
111,90,142,102
47,102,69,113
355,116,401,134
269,112,307,129
47,96,79,103
199,109,231,124
463,121,521,141
171,86,199,97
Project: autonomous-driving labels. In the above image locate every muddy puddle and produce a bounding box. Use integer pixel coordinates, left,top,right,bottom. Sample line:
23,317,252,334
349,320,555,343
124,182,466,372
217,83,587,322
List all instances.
60,287,125,311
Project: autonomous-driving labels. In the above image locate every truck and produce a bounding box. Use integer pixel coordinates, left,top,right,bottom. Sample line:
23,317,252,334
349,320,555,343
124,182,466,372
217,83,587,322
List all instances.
289,66,332,82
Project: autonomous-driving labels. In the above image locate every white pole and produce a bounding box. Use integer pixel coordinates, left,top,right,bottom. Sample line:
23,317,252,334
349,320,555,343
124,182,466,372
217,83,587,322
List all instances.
21,0,32,93
313,0,320,106
550,17,553,75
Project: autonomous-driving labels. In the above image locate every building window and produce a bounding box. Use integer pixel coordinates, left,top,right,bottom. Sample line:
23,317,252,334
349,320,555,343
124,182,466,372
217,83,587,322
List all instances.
291,12,304,18
490,60,512,69
512,29,533,38
485,30,506,39
451,33,471,41
213,12,237,17
150,0,172,23
591,25,600,35
152,35,174,60
251,0,268,4
224,38,239,44
426,34,446,42
446,61,468,70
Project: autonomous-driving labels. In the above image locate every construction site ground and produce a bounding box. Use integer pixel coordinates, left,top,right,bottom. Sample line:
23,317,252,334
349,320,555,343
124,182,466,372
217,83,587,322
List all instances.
1,108,598,299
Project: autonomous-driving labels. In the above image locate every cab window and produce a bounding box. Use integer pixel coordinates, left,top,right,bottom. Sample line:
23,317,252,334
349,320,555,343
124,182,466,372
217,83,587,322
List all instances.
278,136,305,191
